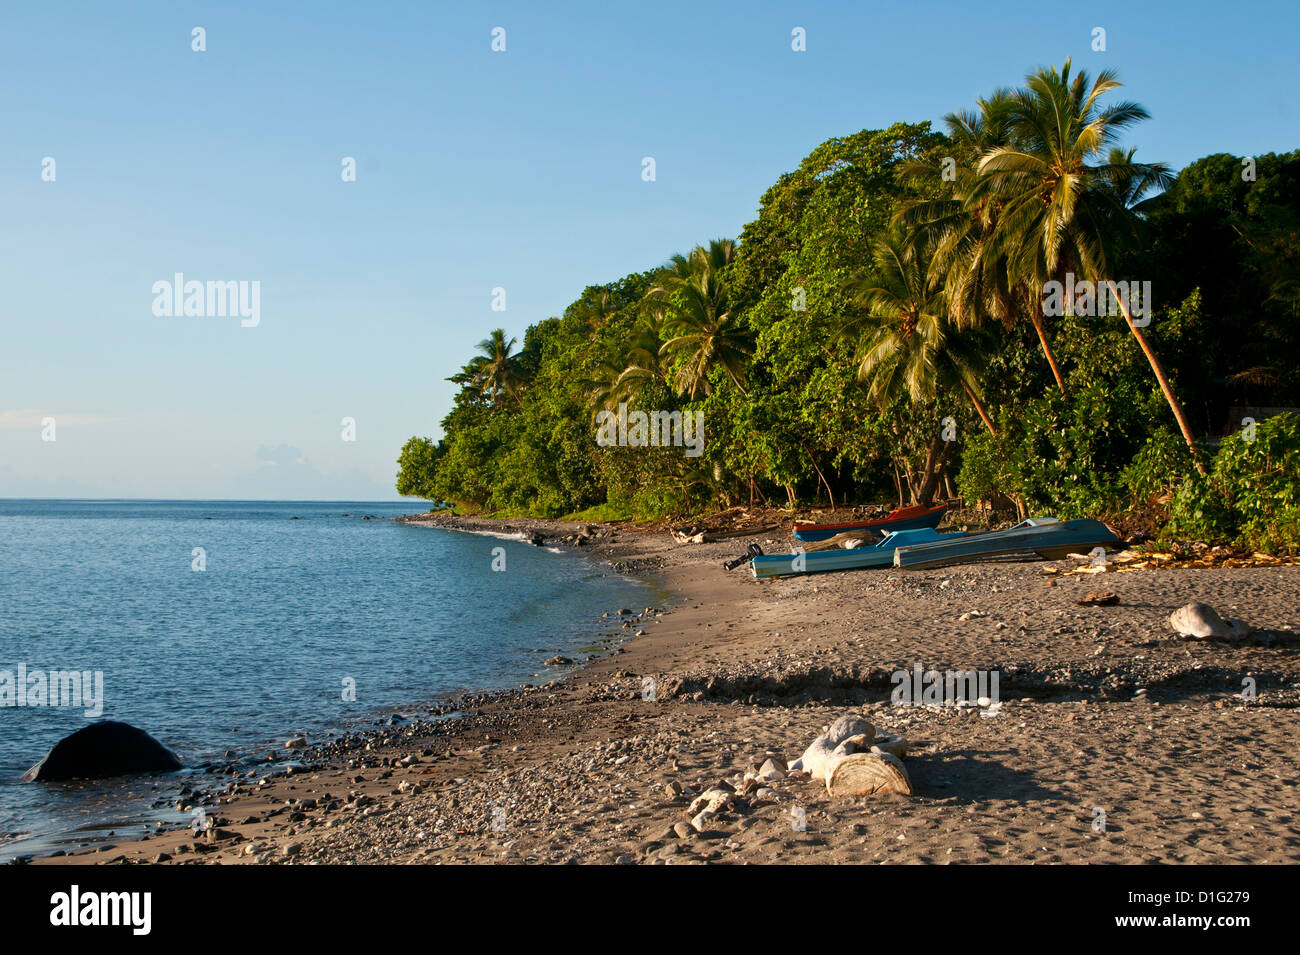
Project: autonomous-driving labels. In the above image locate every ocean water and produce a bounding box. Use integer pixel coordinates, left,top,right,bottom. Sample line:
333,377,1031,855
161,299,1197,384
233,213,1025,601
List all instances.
0,500,658,860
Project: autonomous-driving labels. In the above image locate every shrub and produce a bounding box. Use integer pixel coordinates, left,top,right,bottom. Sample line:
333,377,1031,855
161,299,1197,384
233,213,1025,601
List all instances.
1168,412,1300,552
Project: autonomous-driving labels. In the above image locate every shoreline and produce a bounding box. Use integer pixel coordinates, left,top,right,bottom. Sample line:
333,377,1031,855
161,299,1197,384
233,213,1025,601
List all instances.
12,513,672,864
25,512,1300,865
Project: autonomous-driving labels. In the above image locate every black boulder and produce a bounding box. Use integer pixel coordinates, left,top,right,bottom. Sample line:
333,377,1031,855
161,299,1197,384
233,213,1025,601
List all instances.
22,721,183,781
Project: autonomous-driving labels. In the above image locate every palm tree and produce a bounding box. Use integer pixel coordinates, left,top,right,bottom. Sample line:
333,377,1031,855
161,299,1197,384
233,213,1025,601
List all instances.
846,230,997,434
898,91,1017,332
458,328,522,408
897,93,1067,401
584,310,670,412
976,60,1202,467
844,230,996,505
971,59,1170,395
1095,147,1206,471
646,239,752,399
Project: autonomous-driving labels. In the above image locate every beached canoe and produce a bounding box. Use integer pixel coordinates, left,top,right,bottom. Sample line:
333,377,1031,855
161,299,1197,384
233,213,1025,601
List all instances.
892,517,1119,570
792,504,947,543
751,527,966,578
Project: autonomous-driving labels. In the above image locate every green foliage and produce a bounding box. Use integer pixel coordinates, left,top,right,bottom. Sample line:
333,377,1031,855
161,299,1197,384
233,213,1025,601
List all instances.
955,312,1174,517
1169,413,1300,552
1120,428,1195,502
396,69,1298,544
395,436,444,501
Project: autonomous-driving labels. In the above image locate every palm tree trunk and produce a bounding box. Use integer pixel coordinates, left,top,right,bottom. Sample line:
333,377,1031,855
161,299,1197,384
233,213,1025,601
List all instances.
1106,281,1207,476
961,381,997,436
1029,310,1067,394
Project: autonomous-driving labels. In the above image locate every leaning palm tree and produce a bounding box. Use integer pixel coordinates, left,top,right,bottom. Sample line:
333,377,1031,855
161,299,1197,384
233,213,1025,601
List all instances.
463,328,522,407
845,230,996,435
646,240,752,399
1095,147,1205,471
976,60,1202,467
971,59,1170,395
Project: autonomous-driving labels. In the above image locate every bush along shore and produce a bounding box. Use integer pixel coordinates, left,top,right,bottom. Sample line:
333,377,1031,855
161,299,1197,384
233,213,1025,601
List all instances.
397,58,1299,556
29,514,1300,866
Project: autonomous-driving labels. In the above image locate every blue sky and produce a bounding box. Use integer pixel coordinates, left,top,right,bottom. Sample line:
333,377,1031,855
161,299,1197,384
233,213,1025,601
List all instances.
2,0,1295,499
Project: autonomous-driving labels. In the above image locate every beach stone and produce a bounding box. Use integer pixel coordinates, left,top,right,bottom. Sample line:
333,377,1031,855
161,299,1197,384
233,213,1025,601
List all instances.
672,822,694,839
282,842,302,857
757,758,785,782
22,721,182,782
687,789,733,816
544,656,573,666
285,737,307,749
1168,602,1252,641
689,809,716,832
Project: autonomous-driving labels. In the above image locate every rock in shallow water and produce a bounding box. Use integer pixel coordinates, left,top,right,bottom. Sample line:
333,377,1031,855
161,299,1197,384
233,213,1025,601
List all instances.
22,721,182,782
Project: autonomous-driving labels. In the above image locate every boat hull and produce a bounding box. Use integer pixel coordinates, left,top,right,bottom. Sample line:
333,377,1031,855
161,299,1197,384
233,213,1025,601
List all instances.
752,528,964,578
892,518,1118,570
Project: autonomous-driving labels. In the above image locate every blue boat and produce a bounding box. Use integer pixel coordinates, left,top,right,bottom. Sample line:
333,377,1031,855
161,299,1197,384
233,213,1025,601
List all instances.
751,528,966,578
892,518,1119,570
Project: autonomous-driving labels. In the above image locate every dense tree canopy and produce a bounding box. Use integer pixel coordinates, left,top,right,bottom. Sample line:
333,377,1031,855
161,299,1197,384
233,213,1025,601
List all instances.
398,61,1300,550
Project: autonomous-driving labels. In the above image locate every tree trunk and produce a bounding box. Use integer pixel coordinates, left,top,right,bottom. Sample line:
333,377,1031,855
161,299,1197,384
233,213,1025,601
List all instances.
1106,281,1207,476
787,715,912,797
961,381,997,436
1029,310,1067,394
913,432,950,506
805,446,835,510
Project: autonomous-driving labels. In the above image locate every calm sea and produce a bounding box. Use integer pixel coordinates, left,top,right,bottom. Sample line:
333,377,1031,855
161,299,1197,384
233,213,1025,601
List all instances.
0,500,658,860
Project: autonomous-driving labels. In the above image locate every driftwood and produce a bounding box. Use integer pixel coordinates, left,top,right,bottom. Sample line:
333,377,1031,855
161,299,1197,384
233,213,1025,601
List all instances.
802,531,881,553
671,529,710,544
827,751,911,797
788,714,912,797
675,524,781,545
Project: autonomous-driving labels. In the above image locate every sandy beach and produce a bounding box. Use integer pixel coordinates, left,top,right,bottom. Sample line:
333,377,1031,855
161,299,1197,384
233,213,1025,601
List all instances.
32,513,1300,865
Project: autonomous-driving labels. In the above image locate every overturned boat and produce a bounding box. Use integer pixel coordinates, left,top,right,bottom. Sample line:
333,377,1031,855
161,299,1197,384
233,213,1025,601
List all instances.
791,503,947,543
891,517,1119,570
751,527,964,578
750,517,1119,578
